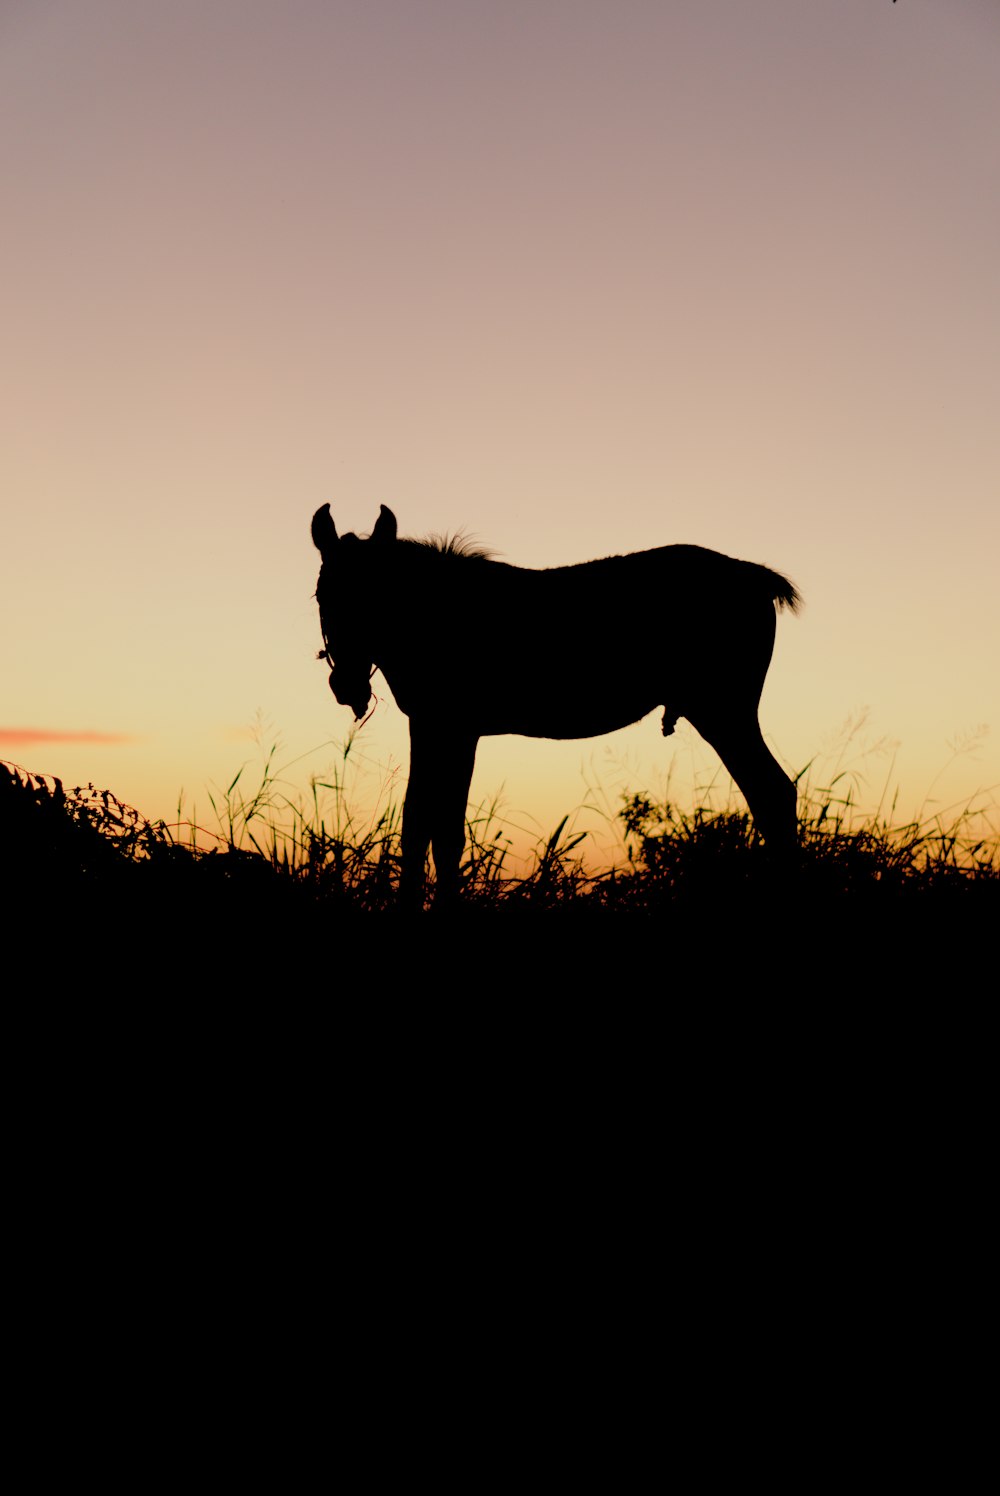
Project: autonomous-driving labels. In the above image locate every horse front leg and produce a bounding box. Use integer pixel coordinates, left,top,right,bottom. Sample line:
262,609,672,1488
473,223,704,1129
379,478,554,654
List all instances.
430,732,478,908
400,721,478,908
400,722,434,910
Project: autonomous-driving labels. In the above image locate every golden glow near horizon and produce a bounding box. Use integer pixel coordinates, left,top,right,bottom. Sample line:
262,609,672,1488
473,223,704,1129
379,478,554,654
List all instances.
2,0,997,862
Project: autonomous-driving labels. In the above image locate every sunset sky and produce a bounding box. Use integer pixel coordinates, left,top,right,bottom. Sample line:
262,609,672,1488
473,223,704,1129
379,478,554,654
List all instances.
2,0,997,863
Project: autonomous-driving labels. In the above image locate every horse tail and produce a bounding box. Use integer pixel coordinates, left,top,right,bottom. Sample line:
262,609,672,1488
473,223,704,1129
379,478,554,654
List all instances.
770,572,802,615
747,564,802,615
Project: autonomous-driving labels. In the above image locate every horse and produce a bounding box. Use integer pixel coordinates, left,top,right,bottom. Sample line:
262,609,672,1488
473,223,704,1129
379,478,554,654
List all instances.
312,503,801,905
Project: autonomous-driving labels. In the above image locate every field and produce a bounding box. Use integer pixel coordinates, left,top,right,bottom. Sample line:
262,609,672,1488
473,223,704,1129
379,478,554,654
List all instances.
6,734,996,961
7,737,995,1164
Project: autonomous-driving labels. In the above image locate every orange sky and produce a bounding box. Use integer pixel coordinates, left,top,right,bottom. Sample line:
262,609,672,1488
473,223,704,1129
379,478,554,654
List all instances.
2,0,997,864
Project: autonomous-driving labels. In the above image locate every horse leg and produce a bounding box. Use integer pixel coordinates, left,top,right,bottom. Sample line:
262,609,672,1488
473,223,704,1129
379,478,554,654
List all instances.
400,721,478,908
686,706,798,854
430,732,479,907
400,721,435,909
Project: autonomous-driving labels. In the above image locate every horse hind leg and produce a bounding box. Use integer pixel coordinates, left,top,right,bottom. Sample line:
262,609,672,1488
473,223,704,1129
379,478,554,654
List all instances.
686,706,798,854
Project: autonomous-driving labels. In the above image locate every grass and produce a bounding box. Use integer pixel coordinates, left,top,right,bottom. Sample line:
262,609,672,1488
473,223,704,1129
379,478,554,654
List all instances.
3,724,997,926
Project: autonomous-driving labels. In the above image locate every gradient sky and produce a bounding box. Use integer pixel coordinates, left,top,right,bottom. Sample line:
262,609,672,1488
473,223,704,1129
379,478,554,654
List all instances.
2,0,997,862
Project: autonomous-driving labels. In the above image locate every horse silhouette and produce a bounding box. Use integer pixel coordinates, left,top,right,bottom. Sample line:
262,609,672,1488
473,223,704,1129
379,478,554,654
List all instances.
312,504,801,905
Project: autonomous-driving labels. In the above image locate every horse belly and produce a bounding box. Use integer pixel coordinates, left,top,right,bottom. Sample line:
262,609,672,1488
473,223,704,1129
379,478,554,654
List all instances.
478,682,660,740
513,707,657,740
456,628,665,738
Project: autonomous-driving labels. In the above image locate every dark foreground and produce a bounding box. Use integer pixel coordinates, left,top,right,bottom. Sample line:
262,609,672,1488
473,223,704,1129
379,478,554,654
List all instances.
5,759,996,990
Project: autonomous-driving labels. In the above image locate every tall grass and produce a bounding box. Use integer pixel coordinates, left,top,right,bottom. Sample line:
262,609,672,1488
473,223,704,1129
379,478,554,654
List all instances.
3,725,997,917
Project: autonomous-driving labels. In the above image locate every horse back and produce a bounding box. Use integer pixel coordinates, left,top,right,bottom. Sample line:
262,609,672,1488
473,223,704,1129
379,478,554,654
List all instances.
382,542,794,737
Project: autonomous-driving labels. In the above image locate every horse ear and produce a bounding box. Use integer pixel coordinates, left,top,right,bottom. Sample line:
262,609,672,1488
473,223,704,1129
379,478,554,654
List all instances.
371,505,397,544
312,504,338,554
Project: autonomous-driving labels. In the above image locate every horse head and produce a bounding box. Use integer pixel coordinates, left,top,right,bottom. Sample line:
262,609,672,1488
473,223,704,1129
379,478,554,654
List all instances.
312,503,397,720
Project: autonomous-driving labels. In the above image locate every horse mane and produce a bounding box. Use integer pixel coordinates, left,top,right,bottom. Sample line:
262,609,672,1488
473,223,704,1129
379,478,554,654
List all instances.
411,531,496,561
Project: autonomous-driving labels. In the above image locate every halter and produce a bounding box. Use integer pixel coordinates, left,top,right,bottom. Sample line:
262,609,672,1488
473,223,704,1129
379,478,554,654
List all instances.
317,633,379,727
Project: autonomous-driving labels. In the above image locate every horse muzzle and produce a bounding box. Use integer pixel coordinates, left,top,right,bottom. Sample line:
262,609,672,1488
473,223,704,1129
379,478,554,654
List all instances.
328,667,372,721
